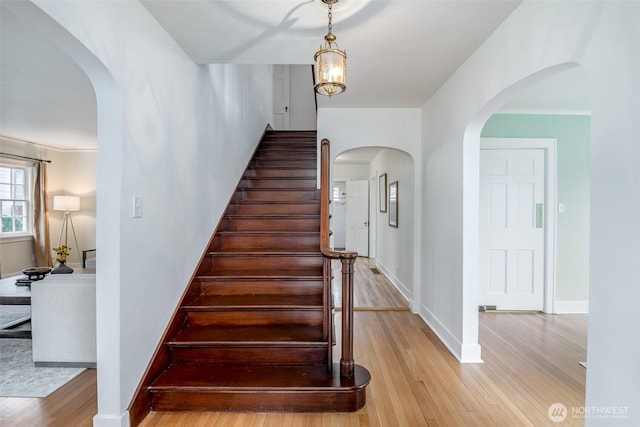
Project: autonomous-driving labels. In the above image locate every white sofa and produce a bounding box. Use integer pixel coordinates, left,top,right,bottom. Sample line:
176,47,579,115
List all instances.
31,274,96,367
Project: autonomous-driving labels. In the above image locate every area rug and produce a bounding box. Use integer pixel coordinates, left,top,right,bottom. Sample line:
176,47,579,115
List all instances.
0,339,85,397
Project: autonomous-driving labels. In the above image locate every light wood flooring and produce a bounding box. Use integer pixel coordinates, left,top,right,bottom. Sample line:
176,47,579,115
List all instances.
0,258,587,426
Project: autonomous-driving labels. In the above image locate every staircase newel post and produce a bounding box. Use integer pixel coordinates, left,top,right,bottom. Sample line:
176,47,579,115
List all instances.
340,255,356,378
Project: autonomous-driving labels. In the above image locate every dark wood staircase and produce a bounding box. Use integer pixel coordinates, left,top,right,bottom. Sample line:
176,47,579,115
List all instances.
130,131,370,424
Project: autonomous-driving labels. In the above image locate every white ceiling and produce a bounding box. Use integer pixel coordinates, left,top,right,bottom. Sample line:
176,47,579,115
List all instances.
0,0,591,152
0,6,97,151
141,0,523,108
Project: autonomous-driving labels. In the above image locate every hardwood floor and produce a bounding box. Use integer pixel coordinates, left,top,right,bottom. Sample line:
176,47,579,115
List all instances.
0,369,96,427
0,262,587,426
334,257,409,309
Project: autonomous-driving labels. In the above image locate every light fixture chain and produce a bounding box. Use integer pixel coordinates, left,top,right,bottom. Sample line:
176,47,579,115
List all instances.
327,3,333,35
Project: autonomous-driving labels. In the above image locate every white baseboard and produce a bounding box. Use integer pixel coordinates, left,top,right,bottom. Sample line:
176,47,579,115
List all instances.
93,411,130,427
554,300,589,314
374,260,411,302
418,304,462,360
418,303,483,364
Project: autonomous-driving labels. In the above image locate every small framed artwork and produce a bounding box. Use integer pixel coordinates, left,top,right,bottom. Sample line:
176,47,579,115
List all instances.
379,173,387,212
389,181,398,228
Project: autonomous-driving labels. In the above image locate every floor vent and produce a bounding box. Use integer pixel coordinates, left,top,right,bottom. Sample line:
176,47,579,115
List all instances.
370,268,381,275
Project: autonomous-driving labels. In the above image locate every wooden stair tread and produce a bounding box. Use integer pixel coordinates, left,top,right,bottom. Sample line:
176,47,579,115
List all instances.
232,200,320,205
216,231,319,235
208,251,322,257
170,325,324,344
186,294,323,308
224,214,320,219
150,364,370,391
197,270,323,279
198,268,323,278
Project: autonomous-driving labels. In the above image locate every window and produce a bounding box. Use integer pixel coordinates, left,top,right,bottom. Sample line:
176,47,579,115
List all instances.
0,164,31,235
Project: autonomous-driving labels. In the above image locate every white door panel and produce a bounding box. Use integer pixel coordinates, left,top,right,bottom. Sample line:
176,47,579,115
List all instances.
273,65,290,129
346,180,369,256
480,149,545,310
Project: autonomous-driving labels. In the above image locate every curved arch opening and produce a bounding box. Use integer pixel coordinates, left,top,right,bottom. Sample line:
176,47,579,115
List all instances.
333,146,415,309
462,63,591,363
3,1,124,423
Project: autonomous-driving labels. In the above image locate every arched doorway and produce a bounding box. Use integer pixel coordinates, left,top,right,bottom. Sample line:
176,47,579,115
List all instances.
334,146,416,306
461,63,586,363
3,1,124,424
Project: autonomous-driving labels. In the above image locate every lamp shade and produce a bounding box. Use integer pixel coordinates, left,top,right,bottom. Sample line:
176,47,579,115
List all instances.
53,195,80,211
314,47,347,96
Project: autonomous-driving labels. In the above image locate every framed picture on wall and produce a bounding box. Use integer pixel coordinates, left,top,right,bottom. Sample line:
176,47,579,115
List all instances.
379,173,387,212
389,181,398,228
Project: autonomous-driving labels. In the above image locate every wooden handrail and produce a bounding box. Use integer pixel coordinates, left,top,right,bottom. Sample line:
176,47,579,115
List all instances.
320,138,358,378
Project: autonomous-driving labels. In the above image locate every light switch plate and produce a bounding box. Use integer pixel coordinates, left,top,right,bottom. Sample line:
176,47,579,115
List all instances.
133,195,143,218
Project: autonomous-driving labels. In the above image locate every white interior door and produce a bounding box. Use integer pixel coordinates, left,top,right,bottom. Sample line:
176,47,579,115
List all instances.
272,65,290,130
346,180,369,256
479,148,545,310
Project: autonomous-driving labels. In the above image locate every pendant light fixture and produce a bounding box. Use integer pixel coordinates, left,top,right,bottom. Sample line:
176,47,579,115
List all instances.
314,0,347,97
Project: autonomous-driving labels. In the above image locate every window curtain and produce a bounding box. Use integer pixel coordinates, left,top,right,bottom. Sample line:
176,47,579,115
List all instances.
33,162,53,267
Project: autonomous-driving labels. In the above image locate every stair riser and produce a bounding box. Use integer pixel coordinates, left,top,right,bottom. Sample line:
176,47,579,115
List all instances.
211,234,320,251
198,279,323,296
244,168,317,178
258,143,316,150
252,159,316,168
256,149,316,158
223,217,320,232
207,254,323,271
235,190,319,202
185,310,323,326
239,179,316,189
169,346,327,365
229,203,319,215
149,389,367,412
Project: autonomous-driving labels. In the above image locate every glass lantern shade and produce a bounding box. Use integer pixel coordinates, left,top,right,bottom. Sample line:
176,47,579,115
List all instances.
314,46,347,97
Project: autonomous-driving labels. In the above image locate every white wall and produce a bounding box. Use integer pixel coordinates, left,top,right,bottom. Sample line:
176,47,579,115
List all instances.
370,149,414,300
317,108,421,311
15,2,273,426
47,149,97,265
420,1,640,423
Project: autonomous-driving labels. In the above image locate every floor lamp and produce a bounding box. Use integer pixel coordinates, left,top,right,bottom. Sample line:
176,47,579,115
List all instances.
53,195,80,273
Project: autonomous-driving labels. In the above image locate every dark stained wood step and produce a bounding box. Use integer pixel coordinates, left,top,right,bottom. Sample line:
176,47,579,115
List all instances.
211,232,320,251
251,158,316,168
257,144,316,152
167,324,327,365
148,364,370,412
234,189,319,202
239,177,316,189
206,252,323,272
244,167,317,178
197,276,323,296
223,215,320,231
170,324,324,344
228,201,319,216
185,309,323,327
256,148,317,158
183,294,324,326
186,294,323,308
